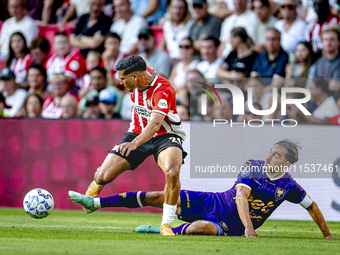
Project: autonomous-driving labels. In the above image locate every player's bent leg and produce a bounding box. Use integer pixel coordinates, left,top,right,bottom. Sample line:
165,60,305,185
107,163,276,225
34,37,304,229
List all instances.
86,153,131,197
185,220,218,236
157,147,183,235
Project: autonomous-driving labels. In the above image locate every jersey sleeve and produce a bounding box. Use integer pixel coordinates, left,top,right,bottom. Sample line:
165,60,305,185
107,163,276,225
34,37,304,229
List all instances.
285,181,313,208
235,160,254,191
152,86,174,116
65,54,87,80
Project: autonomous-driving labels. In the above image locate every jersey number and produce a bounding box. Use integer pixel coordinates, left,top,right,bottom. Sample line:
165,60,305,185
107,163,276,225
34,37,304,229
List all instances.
169,137,182,146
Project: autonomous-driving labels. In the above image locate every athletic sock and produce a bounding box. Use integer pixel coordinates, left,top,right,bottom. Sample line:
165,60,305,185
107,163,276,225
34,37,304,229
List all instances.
100,191,146,208
161,203,177,226
172,223,190,235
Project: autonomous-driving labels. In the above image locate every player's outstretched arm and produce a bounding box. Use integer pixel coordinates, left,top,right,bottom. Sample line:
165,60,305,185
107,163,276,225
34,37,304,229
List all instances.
236,186,258,238
306,201,339,239
117,112,165,156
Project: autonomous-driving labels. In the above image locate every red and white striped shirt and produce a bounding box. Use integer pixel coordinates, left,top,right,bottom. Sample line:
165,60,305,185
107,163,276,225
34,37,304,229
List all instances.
45,50,87,81
10,54,32,84
128,69,186,140
305,13,340,52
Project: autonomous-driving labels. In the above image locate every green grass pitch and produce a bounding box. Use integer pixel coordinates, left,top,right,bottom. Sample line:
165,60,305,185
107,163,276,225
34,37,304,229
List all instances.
0,208,339,255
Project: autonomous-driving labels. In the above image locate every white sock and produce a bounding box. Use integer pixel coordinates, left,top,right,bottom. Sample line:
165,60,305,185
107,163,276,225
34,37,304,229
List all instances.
93,198,101,208
161,203,177,226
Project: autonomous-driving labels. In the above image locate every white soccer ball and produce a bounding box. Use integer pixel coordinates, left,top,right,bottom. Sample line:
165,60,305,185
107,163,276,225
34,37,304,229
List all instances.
23,188,54,219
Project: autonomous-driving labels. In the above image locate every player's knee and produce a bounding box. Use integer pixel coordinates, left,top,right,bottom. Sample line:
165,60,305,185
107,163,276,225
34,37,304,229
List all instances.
164,167,180,182
186,221,207,235
94,167,110,185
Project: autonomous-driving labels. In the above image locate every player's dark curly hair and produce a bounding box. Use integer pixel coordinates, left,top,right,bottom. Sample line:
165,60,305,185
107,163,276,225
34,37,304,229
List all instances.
275,139,301,164
115,55,147,75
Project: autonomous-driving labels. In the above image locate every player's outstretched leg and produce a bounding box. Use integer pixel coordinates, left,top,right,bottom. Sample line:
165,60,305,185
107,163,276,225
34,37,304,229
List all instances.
85,153,131,197
136,221,218,236
157,147,183,236
69,190,181,213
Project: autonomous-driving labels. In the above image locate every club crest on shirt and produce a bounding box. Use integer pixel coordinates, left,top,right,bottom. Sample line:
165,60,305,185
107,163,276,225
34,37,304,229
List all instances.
275,187,286,200
158,99,168,109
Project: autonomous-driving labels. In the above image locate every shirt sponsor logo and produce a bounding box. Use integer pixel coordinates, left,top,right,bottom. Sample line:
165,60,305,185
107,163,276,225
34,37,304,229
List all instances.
133,104,152,118
158,99,168,109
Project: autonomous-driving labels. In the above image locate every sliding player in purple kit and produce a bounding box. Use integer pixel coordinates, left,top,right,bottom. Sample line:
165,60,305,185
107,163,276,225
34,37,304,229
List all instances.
69,140,339,238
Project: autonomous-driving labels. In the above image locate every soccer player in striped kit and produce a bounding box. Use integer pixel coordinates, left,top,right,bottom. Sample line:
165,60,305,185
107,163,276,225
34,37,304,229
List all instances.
75,55,187,236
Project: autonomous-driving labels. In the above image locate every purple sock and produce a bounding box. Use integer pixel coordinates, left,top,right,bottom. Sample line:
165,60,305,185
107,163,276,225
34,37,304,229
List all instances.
172,223,190,235
100,191,146,208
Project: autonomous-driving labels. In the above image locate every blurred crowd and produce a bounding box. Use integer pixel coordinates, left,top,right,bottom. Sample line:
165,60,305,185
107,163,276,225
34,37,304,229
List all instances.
0,0,340,124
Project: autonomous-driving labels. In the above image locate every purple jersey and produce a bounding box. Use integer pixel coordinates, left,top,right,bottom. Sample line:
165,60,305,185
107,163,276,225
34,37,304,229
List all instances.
221,160,307,235
178,160,309,236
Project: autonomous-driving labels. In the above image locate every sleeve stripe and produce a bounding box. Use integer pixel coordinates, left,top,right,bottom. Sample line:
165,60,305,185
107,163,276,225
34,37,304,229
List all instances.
300,194,313,208
235,183,252,191
152,110,166,116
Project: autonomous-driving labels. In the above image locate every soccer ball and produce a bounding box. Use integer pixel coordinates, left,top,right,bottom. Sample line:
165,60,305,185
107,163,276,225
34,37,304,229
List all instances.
23,188,54,219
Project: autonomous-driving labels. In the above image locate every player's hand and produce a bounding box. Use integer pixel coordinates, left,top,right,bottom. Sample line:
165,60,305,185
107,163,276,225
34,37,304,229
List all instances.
245,227,258,238
325,234,339,239
116,142,137,157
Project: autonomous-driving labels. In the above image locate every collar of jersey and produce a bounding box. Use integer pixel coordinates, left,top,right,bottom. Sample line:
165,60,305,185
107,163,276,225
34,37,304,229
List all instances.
138,73,158,92
265,171,286,181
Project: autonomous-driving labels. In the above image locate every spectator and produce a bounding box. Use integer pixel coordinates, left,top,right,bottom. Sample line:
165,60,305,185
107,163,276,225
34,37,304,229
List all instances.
0,0,39,58
212,97,233,121
188,0,222,52
27,64,50,99
5,32,32,86
0,68,27,117
177,105,190,121
0,93,12,118
311,28,340,92
46,32,87,85
196,36,224,83
162,0,194,60
110,0,148,55
289,78,339,124
42,73,73,118
42,0,64,24
274,0,306,54
70,0,112,58
130,0,168,24
26,0,44,20
217,27,258,80
24,93,43,118
251,28,289,79
98,88,120,119
186,69,205,115
120,91,133,120
78,66,123,115
286,41,315,78
138,28,172,78
101,32,127,87
219,0,257,58
57,0,90,25
245,77,279,119
329,92,340,125
61,95,78,118
305,0,340,52
252,0,278,53
83,95,101,119
30,37,51,66
78,51,101,98
169,38,199,90
244,103,263,122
